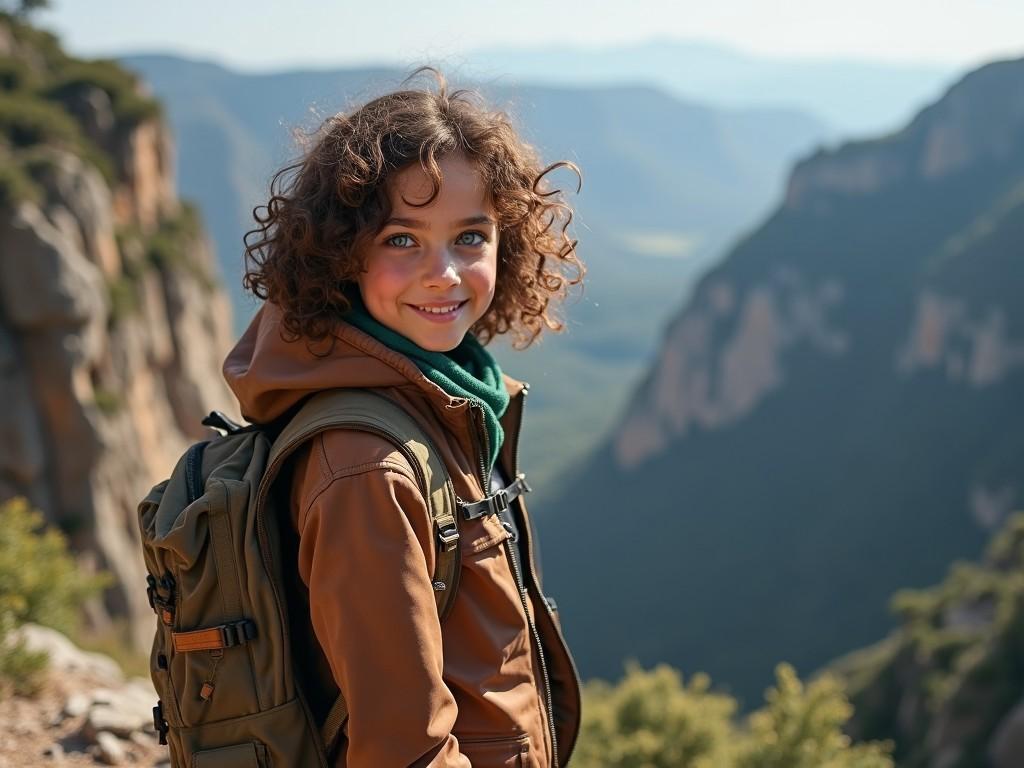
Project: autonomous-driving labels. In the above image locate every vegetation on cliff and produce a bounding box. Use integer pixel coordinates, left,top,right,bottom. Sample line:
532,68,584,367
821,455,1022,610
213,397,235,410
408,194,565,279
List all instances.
0,9,161,205
835,511,1024,767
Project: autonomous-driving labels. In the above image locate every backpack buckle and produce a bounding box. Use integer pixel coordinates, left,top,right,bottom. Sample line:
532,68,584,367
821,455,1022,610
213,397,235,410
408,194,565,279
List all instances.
152,701,169,745
146,573,176,625
220,619,257,648
437,522,459,551
201,410,245,435
491,488,510,515
146,575,158,610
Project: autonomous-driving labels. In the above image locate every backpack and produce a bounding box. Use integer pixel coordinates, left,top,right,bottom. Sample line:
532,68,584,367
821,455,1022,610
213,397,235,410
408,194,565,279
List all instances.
137,388,465,767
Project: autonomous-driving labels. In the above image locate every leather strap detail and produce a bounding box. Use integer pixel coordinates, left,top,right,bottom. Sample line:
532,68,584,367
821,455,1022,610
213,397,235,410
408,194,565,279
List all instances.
171,619,257,653
256,388,465,754
459,474,532,521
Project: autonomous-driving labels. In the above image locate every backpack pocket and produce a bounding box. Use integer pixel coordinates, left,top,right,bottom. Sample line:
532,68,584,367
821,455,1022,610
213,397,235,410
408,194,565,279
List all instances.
149,477,262,727
169,696,326,768
192,741,267,768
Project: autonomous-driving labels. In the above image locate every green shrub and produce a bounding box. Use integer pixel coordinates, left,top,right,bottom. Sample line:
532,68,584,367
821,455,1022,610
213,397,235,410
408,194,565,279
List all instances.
571,661,893,768
0,91,80,148
0,54,39,92
106,273,140,324
147,202,216,290
0,155,42,206
1,11,65,70
736,664,894,768
573,660,736,768
92,387,123,415
45,59,162,126
0,497,109,697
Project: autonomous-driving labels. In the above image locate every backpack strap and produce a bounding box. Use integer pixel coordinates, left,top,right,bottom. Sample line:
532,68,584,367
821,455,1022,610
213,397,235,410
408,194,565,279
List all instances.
255,388,461,757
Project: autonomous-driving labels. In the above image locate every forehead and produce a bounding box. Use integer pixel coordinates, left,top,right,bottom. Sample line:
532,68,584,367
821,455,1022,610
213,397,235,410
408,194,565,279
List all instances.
387,152,492,212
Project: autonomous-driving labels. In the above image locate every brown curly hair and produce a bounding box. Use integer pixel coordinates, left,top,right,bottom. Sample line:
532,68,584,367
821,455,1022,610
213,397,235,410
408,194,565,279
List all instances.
243,66,584,350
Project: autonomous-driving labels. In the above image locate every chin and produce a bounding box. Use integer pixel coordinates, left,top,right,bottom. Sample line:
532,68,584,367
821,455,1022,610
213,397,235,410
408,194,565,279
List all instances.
417,335,462,353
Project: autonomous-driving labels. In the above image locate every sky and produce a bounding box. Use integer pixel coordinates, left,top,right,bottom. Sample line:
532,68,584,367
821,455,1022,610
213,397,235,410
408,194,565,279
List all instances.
31,0,1024,73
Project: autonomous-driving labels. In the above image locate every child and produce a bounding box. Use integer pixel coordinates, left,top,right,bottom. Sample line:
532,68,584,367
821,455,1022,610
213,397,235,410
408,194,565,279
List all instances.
222,67,584,767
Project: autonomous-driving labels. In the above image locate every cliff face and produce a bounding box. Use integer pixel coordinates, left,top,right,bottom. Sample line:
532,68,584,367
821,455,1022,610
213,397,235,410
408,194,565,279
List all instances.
615,59,1024,474
0,15,236,649
537,58,1024,704
834,514,1024,768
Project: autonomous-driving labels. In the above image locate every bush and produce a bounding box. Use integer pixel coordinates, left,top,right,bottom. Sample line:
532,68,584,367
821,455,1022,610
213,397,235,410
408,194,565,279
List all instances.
573,661,736,767
0,54,39,92
0,154,42,207
0,91,80,148
0,497,109,696
736,664,894,768
45,59,162,126
147,202,216,290
571,660,893,768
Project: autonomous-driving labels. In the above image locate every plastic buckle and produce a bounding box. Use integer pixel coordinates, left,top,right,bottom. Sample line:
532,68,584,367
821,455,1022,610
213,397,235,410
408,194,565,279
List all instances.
152,701,169,746
437,523,459,550
491,488,509,515
146,575,158,611
221,619,256,648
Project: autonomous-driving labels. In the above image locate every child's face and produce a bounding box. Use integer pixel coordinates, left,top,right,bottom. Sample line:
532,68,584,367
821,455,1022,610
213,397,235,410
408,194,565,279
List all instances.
357,152,499,352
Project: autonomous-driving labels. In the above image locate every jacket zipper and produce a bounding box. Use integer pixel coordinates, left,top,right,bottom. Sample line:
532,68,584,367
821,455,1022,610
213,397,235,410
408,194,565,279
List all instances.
511,385,583,764
469,395,560,768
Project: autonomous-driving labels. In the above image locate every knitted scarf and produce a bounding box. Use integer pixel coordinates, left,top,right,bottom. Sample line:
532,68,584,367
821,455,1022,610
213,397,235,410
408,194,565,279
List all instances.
340,286,508,472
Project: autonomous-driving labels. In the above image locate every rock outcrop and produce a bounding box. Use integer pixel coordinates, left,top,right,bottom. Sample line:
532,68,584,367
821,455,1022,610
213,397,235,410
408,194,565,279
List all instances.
0,15,237,650
1,624,167,767
538,56,1024,708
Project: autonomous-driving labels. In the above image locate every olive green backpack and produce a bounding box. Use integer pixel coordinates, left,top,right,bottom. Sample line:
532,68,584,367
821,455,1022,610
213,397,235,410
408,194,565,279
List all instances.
137,389,462,767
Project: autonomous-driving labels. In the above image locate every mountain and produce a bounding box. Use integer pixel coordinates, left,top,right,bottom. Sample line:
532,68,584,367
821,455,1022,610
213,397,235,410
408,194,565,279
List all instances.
0,13,236,650
116,53,830,486
536,57,1024,706
464,38,961,138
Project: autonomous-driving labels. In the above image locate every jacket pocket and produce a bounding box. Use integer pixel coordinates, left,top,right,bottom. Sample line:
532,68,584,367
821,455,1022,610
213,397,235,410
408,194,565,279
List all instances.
458,732,530,767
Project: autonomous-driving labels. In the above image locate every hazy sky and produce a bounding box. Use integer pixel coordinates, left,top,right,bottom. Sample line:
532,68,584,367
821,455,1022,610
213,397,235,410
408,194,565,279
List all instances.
33,0,1024,73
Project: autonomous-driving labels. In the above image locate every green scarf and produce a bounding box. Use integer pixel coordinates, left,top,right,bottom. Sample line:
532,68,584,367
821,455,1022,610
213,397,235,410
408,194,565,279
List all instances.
339,285,508,473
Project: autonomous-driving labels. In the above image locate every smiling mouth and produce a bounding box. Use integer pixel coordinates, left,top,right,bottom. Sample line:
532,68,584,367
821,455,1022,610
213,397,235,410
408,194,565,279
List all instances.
410,300,468,315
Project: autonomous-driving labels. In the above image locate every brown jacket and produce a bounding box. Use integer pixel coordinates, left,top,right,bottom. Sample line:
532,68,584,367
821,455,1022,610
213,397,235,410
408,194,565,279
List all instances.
223,303,581,768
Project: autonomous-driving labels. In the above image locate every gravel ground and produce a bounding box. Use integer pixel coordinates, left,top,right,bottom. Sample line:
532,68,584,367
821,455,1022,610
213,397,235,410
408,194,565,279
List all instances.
0,675,169,767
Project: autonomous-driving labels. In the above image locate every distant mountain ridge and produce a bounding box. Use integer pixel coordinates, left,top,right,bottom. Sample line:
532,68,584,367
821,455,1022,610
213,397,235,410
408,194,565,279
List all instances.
537,57,1024,705
464,38,962,137
118,53,829,486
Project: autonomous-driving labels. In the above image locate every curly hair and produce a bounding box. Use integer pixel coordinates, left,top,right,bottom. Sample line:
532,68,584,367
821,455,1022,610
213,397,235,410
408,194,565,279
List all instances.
243,66,584,350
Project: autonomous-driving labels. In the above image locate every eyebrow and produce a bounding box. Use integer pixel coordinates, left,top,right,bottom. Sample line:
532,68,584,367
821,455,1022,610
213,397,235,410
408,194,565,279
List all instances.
381,215,496,230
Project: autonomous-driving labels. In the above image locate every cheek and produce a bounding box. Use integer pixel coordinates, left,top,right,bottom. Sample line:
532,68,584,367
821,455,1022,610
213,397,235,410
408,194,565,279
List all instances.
468,256,498,300
360,260,410,302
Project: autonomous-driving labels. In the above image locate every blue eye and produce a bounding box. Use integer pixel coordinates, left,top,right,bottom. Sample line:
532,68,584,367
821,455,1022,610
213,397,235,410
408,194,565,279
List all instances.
456,231,486,246
386,234,415,248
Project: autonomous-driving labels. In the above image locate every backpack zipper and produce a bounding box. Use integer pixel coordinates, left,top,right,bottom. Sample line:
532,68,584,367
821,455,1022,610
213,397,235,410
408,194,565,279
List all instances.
469,397,560,768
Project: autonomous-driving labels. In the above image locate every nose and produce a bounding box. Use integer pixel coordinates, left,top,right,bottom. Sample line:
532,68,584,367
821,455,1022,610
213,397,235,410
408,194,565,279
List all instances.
422,247,461,289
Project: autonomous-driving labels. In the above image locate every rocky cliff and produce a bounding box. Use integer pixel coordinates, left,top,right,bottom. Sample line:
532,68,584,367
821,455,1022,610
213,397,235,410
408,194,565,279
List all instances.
834,513,1024,768
0,14,236,650
537,57,1024,705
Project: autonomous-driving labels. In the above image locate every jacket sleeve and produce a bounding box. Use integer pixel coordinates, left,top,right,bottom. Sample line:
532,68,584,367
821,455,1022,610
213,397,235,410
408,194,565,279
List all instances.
293,433,470,768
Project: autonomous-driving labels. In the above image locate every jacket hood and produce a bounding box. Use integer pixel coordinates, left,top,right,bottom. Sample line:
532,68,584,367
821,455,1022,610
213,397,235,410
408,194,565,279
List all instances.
223,301,523,425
